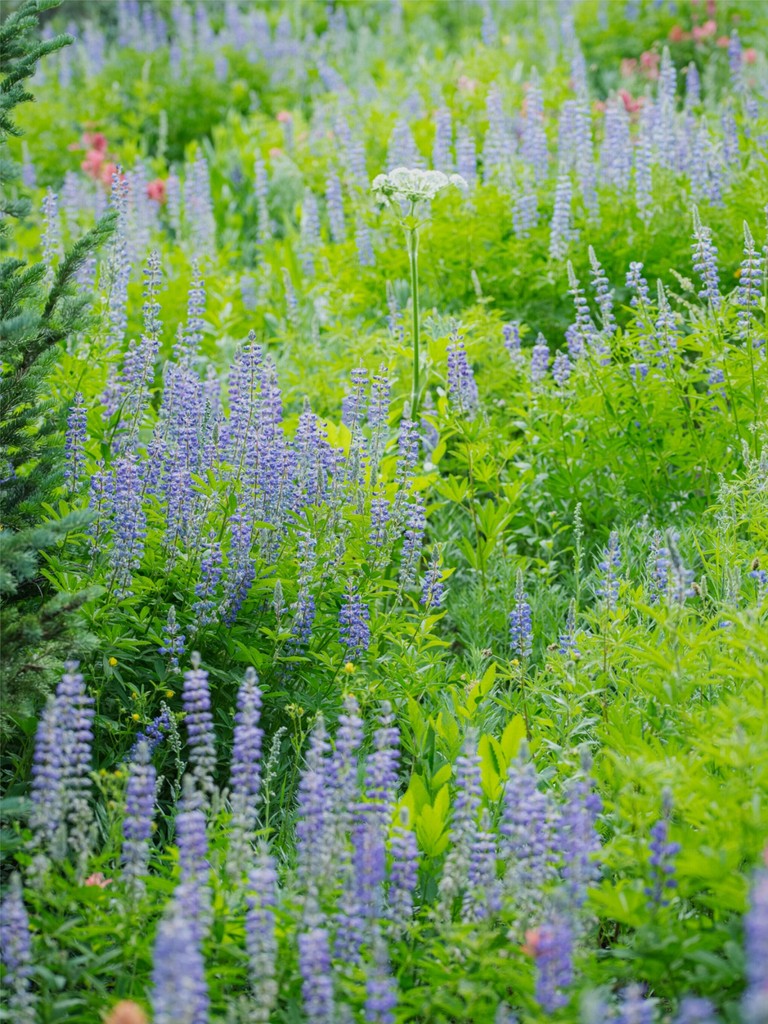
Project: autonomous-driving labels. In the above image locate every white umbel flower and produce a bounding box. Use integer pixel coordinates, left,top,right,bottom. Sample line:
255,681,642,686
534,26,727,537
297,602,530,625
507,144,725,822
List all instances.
370,166,467,205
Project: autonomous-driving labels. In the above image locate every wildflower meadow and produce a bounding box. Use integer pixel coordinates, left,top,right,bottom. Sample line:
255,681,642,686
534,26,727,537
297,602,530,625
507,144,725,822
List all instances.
2,0,768,1021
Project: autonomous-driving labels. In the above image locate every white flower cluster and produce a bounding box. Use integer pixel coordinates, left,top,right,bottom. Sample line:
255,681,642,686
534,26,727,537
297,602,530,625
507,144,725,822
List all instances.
370,167,467,205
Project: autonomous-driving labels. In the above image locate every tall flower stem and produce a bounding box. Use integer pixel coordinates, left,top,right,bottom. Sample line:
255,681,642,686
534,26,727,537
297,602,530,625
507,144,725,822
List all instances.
405,215,420,415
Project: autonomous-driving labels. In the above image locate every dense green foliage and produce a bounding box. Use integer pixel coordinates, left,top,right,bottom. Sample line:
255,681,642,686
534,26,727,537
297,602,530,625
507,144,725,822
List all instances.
1,1,768,1023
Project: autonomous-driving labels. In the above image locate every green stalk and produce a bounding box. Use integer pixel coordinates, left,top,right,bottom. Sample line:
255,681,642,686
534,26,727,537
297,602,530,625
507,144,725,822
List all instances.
406,211,421,415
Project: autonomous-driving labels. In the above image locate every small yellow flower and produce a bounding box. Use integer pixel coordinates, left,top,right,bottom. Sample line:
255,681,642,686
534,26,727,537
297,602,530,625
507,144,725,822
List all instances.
131,713,140,722
131,692,138,700
108,657,118,667
165,689,174,698
343,662,355,675
511,658,520,667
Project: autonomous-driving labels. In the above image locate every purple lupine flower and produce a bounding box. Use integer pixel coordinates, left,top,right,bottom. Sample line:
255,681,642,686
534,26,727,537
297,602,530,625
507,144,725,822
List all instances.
300,190,320,276
151,894,209,1024
159,605,186,672
398,497,426,590
521,70,548,182
110,452,146,599
503,322,521,358
447,328,479,418
589,246,616,335
365,932,398,1024
21,142,36,189
596,530,621,611
396,413,421,492
339,814,387,962
299,927,335,1024
634,106,654,225
509,569,533,658
627,261,651,309
128,706,172,761
28,699,64,861
463,809,501,922
296,717,333,889
729,29,744,92
339,579,371,658
342,367,368,431
456,124,477,187
245,852,279,1019
567,262,596,360
600,101,632,189
368,367,391,472
559,600,580,658
185,153,216,254
512,175,539,238
738,222,764,339
290,531,316,649
122,739,157,893
60,171,85,237
361,703,400,837
558,763,602,909
220,506,255,626
647,530,668,605
675,997,719,1024
64,392,87,490
228,668,263,880
29,663,95,871
482,85,508,178
481,0,497,46
531,334,550,382
0,874,35,1023
531,916,573,1012
663,532,695,605
58,662,95,870
387,117,422,171
104,171,132,353
326,172,346,243
684,63,701,110
355,213,375,267
387,810,420,932
616,985,656,1024
327,695,364,858
433,105,453,171
743,856,768,1024
653,280,678,370
120,251,162,443
176,260,205,367
191,532,223,631
646,817,681,908
440,733,483,911
181,652,217,801
421,547,445,609
293,399,331,509
552,349,572,386
549,169,573,261
692,207,721,310
501,752,555,903
175,780,211,935
370,485,391,550
573,100,597,212
41,188,62,279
